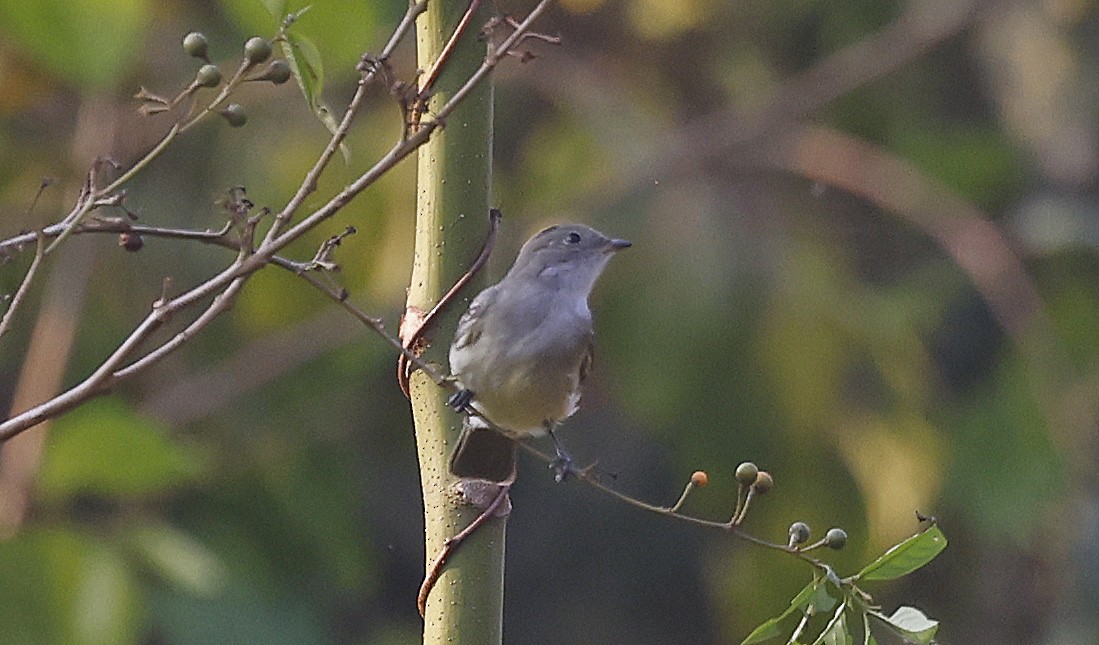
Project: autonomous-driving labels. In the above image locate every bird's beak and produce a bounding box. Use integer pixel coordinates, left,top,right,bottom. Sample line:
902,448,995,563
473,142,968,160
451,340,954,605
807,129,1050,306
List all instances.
606,238,632,252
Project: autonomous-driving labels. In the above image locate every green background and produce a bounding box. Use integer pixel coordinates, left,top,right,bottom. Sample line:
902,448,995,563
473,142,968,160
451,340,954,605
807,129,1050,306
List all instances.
1,0,1095,642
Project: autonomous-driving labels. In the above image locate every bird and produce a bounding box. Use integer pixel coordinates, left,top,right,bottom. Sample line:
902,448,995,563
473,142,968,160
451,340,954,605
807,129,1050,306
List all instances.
447,223,631,483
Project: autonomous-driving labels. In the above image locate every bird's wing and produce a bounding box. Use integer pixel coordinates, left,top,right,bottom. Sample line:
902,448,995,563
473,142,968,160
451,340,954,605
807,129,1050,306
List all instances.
578,333,595,385
451,286,497,351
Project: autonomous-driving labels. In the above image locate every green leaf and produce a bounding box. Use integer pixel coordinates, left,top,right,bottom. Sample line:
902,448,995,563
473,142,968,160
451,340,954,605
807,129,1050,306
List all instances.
262,0,287,19
855,525,947,581
741,582,816,644
278,28,348,157
812,578,838,613
71,543,141,645
280,30,323,111
0,529,140,645
38,399,204,500
811,603,850,645
128,524,226,595
869,606,939,644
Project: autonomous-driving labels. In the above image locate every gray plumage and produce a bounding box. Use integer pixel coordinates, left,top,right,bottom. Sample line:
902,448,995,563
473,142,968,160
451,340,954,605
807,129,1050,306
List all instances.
448,223,630,482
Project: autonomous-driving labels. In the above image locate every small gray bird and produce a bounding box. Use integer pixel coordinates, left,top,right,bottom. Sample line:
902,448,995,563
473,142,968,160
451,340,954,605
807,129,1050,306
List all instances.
447,223,631,483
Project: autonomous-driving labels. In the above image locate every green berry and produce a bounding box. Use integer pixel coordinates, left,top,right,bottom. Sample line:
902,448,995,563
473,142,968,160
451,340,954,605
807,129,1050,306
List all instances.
788,522,810,545
734,462,759,486
195,64,222,88
752,471,773,494
825,528,847,550
220,103,247,127
264,59,292,84
244,37,272,65
182,32,209,59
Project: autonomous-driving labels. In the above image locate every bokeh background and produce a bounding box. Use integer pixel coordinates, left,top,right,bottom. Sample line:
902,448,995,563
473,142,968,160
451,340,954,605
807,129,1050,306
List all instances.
1,0,1097,642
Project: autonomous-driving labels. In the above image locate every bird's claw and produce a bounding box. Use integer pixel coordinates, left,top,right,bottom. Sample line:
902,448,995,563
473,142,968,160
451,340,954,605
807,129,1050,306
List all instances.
447,389,475,413
549,452,578,483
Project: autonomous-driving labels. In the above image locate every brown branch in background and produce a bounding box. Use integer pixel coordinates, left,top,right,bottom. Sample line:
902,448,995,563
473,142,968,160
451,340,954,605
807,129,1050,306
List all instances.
0,97,122,534
674,0,984,169
397,208,501,396
763,124,1047,340
555,0,984,215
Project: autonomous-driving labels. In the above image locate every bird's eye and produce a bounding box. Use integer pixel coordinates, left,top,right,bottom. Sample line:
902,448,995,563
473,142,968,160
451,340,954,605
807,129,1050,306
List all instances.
565,232,581,244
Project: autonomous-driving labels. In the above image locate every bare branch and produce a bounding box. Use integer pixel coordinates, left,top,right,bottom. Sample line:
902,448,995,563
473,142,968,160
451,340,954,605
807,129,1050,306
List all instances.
264,0,429,244
0,232,46,338
418,0,482,96
0,0,557,441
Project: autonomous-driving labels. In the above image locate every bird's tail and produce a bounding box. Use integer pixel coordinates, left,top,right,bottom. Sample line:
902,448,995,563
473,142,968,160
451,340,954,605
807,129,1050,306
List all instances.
449,417,518,484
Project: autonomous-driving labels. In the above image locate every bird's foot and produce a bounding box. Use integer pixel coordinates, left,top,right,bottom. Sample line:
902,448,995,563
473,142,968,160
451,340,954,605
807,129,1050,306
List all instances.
446,389,475,414
549,448,580,483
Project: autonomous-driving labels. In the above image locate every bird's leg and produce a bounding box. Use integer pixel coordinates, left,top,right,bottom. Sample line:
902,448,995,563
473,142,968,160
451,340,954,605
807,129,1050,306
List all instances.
447,389,475,414
547,426,578,483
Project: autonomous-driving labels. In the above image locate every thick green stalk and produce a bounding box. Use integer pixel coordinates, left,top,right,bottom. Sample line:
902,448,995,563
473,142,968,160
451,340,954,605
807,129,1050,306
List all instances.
409,1,503,643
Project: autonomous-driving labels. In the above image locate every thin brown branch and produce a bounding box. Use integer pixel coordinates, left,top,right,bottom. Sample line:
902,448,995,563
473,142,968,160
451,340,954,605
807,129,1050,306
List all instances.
0,0,555,442
397,208,501,396
113,276,247,380
264,0,429,244
294,270,454,389
513,441,829,565
0,232,45,338
266,0,553,255
417,482,510,617
418,0,482,96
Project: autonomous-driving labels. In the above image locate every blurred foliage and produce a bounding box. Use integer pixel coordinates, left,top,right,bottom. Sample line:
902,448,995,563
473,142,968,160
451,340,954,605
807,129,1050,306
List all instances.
2,0,1099,643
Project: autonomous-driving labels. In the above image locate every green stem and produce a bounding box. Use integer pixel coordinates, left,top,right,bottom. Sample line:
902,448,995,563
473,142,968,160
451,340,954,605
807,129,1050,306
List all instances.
409,1,503,642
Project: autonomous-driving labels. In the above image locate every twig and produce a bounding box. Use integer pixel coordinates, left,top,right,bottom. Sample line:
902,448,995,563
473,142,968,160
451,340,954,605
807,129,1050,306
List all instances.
265,0,554,256
0,0,556,441
178,61,252,134
512,441,831,568
397,208,501,396
113,276,247,380
103,124,180,194
0,261,245,441
0,232,46,338
264,0,429,244
418,0,482,97
293,270,455,388
417,483,510,617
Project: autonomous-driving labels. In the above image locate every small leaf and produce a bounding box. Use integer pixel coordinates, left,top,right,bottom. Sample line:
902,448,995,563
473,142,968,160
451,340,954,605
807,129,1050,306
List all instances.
741,582,816,644
261,0,288,20
278,28,347,157
811,603,850,645
856,525,947,582
279,30,323,111
739,615,784,644
812,579,838,613
869,607,939,645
